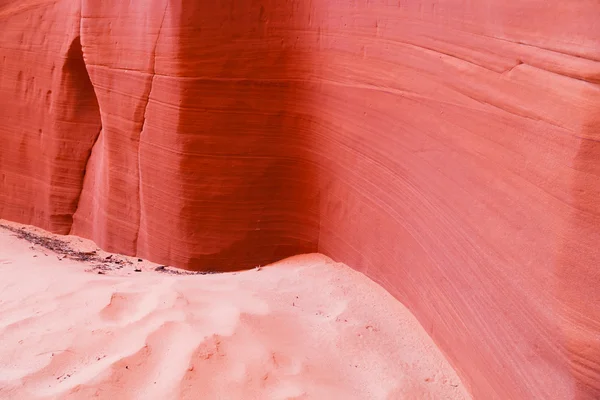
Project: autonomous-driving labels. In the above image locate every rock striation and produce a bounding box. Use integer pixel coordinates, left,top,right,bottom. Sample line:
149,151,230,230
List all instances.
1,0,599,398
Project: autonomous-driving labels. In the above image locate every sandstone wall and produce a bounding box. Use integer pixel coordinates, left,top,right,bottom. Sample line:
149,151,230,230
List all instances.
1,0,599,398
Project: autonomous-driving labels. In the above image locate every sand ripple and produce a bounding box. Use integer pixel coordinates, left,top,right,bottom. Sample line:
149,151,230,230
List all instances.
0,225,469,399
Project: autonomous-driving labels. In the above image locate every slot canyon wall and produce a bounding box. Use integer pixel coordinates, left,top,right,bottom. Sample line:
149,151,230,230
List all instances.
1,0,599,399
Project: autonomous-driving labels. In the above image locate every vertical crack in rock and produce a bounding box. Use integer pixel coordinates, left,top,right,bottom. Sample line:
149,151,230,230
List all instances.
133,4,168,253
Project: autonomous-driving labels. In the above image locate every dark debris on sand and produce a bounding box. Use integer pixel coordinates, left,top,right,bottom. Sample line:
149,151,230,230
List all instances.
154,265,216,276
0,223,219,275
0,223,131,272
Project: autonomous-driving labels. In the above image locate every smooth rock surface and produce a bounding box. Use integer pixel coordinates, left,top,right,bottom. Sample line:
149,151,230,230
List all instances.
1,1,599,399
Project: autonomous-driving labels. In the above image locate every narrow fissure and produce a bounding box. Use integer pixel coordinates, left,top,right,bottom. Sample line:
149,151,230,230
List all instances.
132,4,168,253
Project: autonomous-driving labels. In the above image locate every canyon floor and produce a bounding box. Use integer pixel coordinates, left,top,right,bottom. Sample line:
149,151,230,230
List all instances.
0,220,469,400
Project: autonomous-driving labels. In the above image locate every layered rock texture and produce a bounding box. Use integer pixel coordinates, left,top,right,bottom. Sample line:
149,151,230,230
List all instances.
1,0,599,398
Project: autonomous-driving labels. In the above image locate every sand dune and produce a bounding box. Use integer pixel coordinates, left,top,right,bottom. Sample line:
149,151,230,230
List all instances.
0,221,469,400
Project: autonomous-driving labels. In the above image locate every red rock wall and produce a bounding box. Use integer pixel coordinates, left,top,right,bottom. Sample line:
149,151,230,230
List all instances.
72,0,322,270
1,0,321,270
1,0,599,398
309,2,600,399
0,0,101,233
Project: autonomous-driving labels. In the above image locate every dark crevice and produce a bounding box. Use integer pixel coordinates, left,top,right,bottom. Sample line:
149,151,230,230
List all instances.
58,35,102,232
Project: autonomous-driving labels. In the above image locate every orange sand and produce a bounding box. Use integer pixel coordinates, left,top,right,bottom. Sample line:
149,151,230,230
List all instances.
0,221,470,399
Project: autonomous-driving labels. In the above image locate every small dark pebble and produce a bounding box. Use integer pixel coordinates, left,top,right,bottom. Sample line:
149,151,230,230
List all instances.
97,271,105,275
138,258,143,262
105,255,112,260
125,366,129,369
155,266,166,271
134,268,142,272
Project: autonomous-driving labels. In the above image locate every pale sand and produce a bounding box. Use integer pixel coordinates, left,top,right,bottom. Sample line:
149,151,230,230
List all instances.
0,221,470,400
